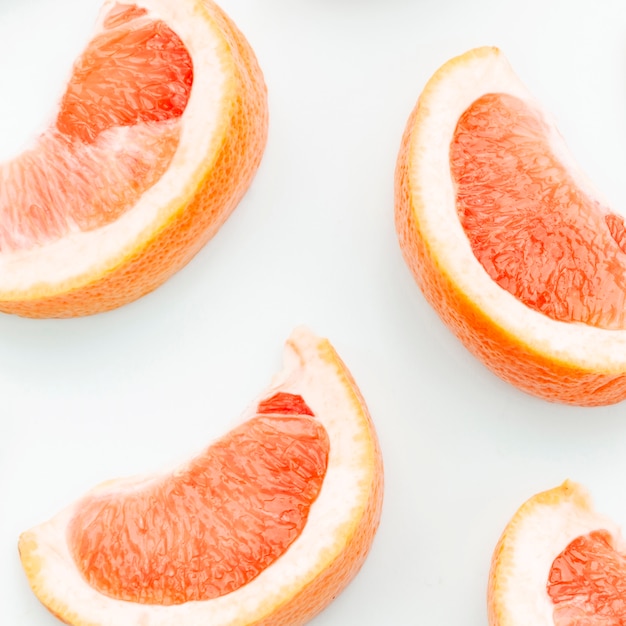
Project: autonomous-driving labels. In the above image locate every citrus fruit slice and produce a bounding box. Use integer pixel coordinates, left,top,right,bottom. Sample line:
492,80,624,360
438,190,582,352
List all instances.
488,480,626,625
395,46,626,406
18,327,384,625
0,0,268,318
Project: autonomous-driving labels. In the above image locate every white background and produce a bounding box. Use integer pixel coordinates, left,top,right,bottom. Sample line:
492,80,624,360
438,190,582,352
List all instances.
2,0,626,624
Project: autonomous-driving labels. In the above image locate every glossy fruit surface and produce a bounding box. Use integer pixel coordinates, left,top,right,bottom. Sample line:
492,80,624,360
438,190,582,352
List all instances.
0,0,268,318
19,327,384,626
395,46,626,405
489,481,626,625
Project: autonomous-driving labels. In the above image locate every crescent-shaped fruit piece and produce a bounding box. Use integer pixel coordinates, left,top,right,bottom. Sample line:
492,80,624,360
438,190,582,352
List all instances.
489,480,626,625
395,46,626,405
19,327,384,626
0,0,268,318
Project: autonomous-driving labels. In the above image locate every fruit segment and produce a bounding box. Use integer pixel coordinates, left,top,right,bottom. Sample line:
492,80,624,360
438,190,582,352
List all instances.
451,92,626,330
0,4,192,252
395,46,626,405
488,480,626,625
0,0,268,318
19,328,383,625
549,530,626,624
69,411,329,605
57,4,193,143
257,391,315,416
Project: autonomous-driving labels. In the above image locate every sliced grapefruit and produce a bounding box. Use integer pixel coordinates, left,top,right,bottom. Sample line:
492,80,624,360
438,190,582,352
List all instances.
0,0,268,318
488,480,626,625
19,327,384,625
395,46,626,405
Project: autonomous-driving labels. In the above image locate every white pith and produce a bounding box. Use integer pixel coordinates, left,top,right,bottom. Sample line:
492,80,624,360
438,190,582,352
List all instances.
20,327,378,626
0,0,227,296
492,482,624,624
410,47,626,371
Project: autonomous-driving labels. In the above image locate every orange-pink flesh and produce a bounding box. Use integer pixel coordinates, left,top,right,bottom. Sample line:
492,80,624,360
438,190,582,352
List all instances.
548,530,626,623
0,3,193,252
450,93,626,330
67,399,330,605
257,391,315,417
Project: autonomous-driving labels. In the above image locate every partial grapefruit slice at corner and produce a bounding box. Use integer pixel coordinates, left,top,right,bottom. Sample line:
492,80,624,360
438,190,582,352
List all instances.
488,480,626,625
18,327,384,626
395,46,626,405
0,0,268,318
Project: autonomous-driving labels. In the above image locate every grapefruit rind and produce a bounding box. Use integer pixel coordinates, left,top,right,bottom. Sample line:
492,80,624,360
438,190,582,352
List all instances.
488,480,623,626
19,327,383,626
395,46,626,405
0,0,268,317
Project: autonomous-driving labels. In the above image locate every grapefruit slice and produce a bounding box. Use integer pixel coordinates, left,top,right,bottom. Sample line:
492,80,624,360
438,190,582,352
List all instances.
395,46,626,405
0,0,268,318
19,327,384,625
488,480,626,625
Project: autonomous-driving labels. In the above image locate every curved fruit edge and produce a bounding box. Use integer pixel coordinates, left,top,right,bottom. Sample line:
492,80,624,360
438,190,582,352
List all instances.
18,328,384,625
394,46,626,406
487,481,587,626
1,0,269,318
253,329,384,625
20,531,86,626
487,480,623,625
